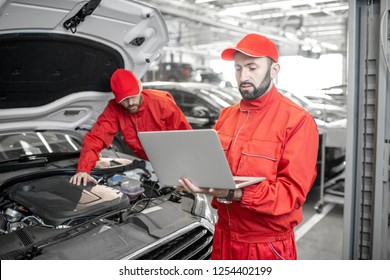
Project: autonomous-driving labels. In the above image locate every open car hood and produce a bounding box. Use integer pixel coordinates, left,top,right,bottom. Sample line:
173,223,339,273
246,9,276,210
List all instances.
0,0,168,131
0,1,216,261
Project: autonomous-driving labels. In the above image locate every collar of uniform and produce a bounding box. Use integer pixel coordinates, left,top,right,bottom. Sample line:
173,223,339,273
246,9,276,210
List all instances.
135,91,147,113
239,85,277,111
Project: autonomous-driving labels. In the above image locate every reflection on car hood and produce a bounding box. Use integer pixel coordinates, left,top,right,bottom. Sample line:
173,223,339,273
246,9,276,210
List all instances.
0,0,168,131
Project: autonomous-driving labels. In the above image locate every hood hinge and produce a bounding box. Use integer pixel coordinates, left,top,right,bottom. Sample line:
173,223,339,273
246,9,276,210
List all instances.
63,0,102,34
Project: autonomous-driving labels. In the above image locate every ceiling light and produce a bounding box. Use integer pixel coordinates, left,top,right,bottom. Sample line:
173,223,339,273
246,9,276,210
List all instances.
219,17,239,26
301,44,311,51
251,13,285,20
320,42,339,51
322,5,349,12
285,31,298,40
195,0,216,3
312,45,322,53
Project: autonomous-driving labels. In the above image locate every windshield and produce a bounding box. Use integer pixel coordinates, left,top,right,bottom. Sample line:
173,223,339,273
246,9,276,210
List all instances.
0,132,82,161
194,86,241,109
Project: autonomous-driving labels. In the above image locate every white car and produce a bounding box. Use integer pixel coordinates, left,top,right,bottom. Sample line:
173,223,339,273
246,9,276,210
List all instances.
280,88,347,123
0,0,214,260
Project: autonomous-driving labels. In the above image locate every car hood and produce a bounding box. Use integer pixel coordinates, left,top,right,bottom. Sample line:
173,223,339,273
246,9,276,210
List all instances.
0,0,168,131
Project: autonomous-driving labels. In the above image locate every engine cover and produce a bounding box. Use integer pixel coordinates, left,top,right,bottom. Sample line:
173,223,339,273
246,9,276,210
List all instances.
6,176,129,226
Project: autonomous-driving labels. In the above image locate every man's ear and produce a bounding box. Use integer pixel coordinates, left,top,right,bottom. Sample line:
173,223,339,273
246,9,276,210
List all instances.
270,63,280,79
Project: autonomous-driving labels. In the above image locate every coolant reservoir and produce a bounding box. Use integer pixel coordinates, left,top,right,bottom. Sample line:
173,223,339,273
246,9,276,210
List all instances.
107,174,144,201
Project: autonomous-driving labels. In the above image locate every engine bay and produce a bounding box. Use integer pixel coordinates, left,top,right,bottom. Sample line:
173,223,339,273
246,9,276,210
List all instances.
0,156,215,260
2,176,130,230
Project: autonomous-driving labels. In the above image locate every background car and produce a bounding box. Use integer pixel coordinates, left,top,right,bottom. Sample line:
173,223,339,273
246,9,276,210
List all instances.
191,67,227,85
279,88,347,123
279,88,346,184
143,81,241,129
320,84,347,105
302,90,346,108
143,62,194,82
0,0,214,260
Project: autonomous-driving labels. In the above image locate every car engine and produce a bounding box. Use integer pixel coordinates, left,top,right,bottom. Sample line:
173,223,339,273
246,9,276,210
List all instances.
0,158,214,260
1,176,130,232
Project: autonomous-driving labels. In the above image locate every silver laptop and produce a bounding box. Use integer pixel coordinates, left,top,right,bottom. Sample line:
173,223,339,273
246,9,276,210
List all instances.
138,129,265,189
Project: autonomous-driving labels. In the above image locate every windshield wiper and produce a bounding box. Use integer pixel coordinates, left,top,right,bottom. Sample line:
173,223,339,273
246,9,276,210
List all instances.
0,155,47,172
0,152,80,172
0,155,46,165
23,152,80,163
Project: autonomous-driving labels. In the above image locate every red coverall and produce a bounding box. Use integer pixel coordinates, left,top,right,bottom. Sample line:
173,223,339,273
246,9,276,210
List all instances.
211,86,319,260
76,89,191,174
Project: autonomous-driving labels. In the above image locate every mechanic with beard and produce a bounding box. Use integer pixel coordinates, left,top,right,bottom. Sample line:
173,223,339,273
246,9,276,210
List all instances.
177,33,319,259
70,69,191,186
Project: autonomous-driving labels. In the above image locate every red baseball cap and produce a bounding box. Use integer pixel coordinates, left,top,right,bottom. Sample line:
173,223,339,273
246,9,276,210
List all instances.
221,33,279,62
110,69,141,103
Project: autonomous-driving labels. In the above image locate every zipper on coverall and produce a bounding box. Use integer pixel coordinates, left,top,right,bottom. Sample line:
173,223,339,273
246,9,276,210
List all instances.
225,109,250,228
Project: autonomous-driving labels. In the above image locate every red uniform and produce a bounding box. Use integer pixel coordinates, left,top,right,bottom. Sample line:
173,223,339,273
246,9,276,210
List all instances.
77,89,191,173
211,86,319,260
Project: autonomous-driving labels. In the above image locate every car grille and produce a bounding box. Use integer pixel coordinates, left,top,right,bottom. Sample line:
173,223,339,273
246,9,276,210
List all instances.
135,226,213,260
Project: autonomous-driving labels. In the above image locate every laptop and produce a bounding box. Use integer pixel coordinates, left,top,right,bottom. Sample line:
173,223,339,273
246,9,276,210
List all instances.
137,129,265,189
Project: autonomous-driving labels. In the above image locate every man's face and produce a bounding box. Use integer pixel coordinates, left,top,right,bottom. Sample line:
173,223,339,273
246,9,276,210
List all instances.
234,53,278,100
120,94,142,113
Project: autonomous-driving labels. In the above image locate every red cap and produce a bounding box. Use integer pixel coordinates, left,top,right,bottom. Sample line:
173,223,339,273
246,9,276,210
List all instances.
221,33,279,62
110,69,141,103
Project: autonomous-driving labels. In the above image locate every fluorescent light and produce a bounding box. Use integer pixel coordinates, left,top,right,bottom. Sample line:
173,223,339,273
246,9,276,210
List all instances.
320,42,339,51
195,0,216,3
251,12,285,20
312,45,322,53
323,5,349,12
220,17,239,26
301,44,312,51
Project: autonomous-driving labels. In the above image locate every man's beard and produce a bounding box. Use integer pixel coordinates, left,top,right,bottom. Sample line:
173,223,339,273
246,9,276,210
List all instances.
239,69,272,100
127,105,139,113
126,95,142,113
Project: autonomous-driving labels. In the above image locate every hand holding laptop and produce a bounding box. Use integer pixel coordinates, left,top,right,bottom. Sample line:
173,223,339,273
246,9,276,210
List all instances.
176,177,242,202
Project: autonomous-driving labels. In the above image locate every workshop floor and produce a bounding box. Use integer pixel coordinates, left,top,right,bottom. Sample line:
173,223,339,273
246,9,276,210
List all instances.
296,183,390,260
296,184,344,259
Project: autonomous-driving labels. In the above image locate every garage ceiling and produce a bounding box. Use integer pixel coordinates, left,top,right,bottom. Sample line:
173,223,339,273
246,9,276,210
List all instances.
146,0,349,59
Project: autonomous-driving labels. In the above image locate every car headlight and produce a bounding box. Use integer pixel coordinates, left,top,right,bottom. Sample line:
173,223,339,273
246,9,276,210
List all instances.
192,194,217,224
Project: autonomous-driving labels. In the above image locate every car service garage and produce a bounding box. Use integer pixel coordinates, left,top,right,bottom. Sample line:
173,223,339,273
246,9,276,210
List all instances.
0,0,389,274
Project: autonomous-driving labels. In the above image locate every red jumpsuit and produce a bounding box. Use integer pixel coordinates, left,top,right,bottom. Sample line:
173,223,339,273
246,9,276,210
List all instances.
76,89,192,174
211,86,319,260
